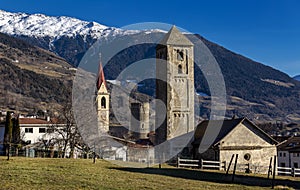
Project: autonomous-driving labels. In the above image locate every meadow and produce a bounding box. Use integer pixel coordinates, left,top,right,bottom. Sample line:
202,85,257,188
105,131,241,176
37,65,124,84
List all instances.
0,157,298,190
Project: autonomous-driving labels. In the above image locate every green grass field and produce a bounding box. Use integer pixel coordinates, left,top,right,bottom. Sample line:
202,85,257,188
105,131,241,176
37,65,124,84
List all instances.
0,157,298,190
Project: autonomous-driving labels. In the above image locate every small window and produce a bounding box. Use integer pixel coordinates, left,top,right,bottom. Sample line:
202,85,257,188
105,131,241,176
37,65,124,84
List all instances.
244,153,251,161
279,152,282,157
25,128,33,133
101,97,106,108
294,162,299,168
178,64,183,74
283,153,286,157
280,163,286,167
39,128,46,133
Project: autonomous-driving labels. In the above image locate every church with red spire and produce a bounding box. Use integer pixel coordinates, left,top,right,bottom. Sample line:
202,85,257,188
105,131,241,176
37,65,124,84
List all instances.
96,61,110,132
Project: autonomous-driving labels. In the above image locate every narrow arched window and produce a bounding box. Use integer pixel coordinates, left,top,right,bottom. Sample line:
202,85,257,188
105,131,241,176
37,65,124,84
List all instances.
101,97,106,108
178,64,183,74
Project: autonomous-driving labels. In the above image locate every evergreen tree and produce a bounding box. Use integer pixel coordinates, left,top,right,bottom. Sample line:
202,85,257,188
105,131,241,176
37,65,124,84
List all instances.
4,111,13,160
12,116,21,156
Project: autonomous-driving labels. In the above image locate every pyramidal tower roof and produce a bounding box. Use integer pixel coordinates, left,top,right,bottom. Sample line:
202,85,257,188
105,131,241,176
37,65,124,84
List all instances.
96,61,107,90
159,25,193,46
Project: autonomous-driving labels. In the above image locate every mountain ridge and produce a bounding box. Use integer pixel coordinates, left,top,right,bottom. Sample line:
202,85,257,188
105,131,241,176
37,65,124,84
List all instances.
0,10,300,123
294,75,300,81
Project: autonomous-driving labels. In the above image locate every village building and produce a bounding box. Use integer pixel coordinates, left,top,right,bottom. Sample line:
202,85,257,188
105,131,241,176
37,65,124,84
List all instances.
192,117,278,174
277,136,300,168
0,115,56,153
0,114,81,158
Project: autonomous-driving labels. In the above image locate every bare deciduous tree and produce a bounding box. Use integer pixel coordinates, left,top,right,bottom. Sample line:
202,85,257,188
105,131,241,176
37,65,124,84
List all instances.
46,103,87,158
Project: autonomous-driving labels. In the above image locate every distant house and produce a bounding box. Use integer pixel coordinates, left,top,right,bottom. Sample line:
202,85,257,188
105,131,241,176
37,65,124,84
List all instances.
277,136,300,168
18,117,63,144
0,116,81,158
192,117,278,174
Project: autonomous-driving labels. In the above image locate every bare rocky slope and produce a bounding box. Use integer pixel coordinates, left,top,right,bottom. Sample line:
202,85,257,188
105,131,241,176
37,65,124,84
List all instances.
0,32,74,115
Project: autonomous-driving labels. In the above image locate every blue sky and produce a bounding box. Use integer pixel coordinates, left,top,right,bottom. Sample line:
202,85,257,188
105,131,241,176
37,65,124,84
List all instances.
1,0,300,76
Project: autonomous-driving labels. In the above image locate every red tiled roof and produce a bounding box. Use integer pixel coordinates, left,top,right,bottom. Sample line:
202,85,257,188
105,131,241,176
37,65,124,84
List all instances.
19,118,60,125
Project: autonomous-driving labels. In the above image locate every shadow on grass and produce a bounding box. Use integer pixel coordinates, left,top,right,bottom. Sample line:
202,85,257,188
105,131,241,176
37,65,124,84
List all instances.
110,166,300,189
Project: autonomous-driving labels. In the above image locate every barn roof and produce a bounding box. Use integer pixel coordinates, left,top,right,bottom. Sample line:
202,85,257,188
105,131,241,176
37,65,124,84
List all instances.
193,117,278,146
277,136,300,152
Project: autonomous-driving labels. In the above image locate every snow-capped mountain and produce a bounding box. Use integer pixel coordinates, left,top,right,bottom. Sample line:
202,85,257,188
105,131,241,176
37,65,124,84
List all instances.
0,10,168,66
0,9,132,39
0,10,142,65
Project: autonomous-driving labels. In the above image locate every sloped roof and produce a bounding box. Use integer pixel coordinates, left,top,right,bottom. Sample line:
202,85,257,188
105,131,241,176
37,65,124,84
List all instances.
19,118,60,125
20,118,51,125
96,61,107,90
159,25,193,46
194,118,244,146
277,136,300,152
193,117,277,146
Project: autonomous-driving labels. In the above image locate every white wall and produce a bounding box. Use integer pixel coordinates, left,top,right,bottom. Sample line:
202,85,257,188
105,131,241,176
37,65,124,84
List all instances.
278,151,290,167
278,151,300,168
21,126,47,144
290,152,300,168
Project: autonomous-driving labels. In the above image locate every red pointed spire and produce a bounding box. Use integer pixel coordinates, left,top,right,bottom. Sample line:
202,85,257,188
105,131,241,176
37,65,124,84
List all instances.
96,58,107,90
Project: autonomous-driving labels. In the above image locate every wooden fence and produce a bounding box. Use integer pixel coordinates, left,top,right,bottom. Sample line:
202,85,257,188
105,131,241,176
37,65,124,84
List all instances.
277,166,300,177
177,157,225,170
177,157,300,178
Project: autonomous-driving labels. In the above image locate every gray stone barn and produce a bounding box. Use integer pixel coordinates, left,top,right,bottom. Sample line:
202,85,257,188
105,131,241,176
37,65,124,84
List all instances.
192,117,278,174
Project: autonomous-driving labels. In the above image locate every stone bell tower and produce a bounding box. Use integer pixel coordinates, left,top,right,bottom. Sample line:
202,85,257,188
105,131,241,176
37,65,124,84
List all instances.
96,62,110,132
155,26,194,144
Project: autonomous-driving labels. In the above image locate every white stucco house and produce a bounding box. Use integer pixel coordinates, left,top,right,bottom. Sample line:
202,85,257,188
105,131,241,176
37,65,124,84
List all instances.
0,115,82,158
277,136,300,168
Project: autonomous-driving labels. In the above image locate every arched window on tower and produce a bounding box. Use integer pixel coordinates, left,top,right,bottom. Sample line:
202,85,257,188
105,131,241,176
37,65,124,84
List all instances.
178,64,183,74
177,50,184,61
101,97,106,108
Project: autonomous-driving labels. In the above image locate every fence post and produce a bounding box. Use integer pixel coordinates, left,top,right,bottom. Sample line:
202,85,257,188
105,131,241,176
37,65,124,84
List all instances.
200,159,203,169
232,154,238,182
246,163,250,173
223,161,226,171
268,157,273,179
272,155,277,189
292,168,295,177
177,156,180,168
226,154,235,175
